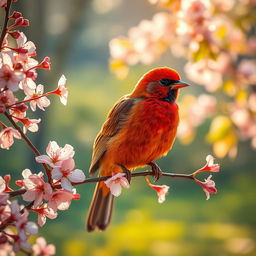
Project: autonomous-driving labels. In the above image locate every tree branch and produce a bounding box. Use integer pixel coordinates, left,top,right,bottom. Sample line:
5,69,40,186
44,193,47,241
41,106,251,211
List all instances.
7,170,194,198
0,0,11,48
4,111,52,184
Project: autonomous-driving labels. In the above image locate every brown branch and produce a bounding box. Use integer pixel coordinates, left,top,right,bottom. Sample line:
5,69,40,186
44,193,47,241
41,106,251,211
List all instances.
0,0,12,48
7,170,194,198
4,111,52,184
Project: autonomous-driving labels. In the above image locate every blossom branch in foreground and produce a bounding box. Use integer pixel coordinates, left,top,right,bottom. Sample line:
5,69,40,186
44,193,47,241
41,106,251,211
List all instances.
7,155,218,199
3,111,52,183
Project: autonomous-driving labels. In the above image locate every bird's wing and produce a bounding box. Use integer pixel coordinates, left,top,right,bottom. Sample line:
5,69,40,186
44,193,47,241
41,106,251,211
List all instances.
89,96,137,175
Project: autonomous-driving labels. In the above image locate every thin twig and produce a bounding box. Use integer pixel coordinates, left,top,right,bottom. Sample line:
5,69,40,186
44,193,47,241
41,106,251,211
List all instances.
7,170,194,198
4,111,52,183
0,0,12,48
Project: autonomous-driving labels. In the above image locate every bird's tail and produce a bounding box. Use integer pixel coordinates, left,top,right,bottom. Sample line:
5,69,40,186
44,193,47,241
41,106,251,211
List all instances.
86,181,114,232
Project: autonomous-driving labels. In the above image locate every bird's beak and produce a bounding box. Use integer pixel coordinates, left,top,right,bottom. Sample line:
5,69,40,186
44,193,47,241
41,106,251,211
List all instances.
172,80,190,89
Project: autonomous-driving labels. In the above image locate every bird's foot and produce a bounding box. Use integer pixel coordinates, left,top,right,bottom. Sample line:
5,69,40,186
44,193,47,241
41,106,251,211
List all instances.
148,162,163,181
116,163,132,184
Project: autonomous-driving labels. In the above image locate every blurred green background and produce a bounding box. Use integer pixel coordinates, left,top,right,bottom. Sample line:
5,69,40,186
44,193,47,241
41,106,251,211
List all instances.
1,0,256,255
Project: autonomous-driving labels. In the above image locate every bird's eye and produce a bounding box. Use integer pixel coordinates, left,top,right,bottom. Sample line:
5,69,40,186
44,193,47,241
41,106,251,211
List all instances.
159,79,170,86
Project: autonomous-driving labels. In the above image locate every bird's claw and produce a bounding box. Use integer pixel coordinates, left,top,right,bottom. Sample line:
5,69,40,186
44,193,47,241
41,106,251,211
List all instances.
148,162,163,181
116,163,132,184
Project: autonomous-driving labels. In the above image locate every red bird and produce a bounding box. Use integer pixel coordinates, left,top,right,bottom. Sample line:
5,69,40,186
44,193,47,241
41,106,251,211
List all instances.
87,67,190,232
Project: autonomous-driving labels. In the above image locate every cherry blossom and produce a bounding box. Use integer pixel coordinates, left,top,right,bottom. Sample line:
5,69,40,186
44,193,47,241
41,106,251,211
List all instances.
47,189,74,211
0,177,5,193
104,173,130,197
0,241,14,256
31,204,57,227
18,117,41,133
193,155,220,176
178,94,216,143
0,0,7,8
145,177,170,203
0,60,24,91
15,210,38,241
51,75,68,105
9,200,23,221
0,175,12,192
195,175,217,200
22,172,52,208
237,59,256,85
24,84,50,111
0,193,11,225
184,60,223,92
16,32,36,57
0,89,17,113
35,141,75,167
9,103,27,121
9,233,32,253
0,127,21,149
52,158,85,191
32,237,56,256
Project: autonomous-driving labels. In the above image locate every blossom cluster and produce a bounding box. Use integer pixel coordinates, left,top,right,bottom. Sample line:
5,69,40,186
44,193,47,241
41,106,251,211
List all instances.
0,193,55,255
0,141,84,254
109,0,256,158
0,1,78,254
0,9,68,149
105,155,220,202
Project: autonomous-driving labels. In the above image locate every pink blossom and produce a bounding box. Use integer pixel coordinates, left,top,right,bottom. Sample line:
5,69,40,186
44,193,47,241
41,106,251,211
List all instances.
37,56,51,70
128,16,168,65
9,200,23,221
11,233,31,253
32,204,57,227
18,117,41,133
16,32,36,56
22,171,52,208
0,193,9,206
185,60,223,92
15,209,38,240
104,173,130,197
32,237,56,256
51,75,68,105
0,89,17,113
248,93,256,112
35,141,75,167
24,84,50,111
195,175,217,200
0,177,5,193
0,240,14,256
0,127,21,149
237,59,256,85
9,103,27,121
182,0,209,25
0,0,7,8
0,175,12,192
145,177,169,203
194,155,220,175
0,63,24,91
52,158,85,191
47,189,74,211
0,193,11,224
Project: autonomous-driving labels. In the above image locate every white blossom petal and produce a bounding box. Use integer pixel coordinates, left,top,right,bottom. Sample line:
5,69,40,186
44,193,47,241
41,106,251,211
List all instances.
67,169,85,183
61,177,73,191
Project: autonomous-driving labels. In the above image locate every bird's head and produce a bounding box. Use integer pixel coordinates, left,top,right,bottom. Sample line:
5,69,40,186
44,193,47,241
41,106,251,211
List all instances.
130,67,190,102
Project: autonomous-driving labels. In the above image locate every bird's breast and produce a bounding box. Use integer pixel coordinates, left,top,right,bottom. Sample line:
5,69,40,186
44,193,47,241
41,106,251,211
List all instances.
106,98,179,168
